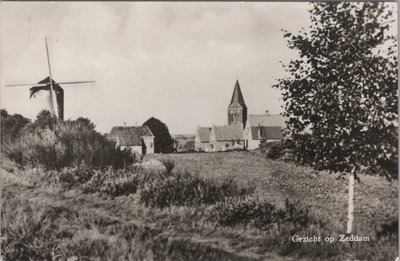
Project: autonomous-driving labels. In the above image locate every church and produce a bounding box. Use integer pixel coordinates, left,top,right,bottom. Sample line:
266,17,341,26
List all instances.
195,80,286,152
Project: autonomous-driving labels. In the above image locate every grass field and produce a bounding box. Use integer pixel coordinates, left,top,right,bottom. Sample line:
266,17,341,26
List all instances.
1,151,398,260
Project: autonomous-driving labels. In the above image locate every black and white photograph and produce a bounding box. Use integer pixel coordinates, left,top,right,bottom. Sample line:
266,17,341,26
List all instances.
0,2,398,260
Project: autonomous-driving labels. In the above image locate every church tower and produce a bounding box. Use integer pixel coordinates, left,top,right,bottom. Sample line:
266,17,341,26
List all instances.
228,80,247,128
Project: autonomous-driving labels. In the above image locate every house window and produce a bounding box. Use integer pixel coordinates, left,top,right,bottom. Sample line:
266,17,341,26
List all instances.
150,142,153,148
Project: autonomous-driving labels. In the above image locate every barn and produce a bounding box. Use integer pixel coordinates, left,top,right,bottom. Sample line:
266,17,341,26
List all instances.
108,126,155,156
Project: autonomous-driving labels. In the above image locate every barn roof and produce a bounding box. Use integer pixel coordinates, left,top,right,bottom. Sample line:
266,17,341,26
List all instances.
248,114,287,127
213,125,244,141
228,80,247,108
250,126,282,140
196,127,212,143
108,126,154,146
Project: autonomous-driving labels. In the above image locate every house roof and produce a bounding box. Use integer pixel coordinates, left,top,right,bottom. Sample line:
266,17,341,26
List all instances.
250,126,282,140
196,127,212,143
228,80,247,108
213,125,244,141
172,134,195,140
108,126,154,146
248,114,287,127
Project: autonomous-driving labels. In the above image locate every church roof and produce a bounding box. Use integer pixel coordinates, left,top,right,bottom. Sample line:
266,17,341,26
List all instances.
212,125,244,141
196,127,212,143
228,80,247,108
250,126,282,140
108,126,154,146
248,114,287,127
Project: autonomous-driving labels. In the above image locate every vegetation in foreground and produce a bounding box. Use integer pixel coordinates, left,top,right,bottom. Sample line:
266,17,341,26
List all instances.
2,149,397,260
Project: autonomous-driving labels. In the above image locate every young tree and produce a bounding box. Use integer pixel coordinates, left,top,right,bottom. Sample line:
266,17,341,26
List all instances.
142,117,174,153
274,3,397,233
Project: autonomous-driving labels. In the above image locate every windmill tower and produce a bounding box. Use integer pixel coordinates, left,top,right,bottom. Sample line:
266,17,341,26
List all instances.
5,37,95,121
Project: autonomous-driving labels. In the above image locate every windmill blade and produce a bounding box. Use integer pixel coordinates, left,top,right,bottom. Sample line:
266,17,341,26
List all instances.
45,36,58,120
5,83,49,87
57,81,96,85
6,81,96,87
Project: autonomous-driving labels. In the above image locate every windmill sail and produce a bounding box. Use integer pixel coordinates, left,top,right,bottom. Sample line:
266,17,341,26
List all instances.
5,37,95,122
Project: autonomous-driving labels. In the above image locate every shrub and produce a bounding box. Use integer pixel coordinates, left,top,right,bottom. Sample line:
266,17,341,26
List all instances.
211,197,312,230
1,199,74,260
0,109,31,144
267,144,282,159
38,164,95,189
82,167,144,197
139,171,248,208
31,110,57,130
160,158,175,175
2,116,135,170
259,140,296,161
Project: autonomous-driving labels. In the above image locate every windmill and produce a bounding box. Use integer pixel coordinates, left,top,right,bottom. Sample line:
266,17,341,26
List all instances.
5,37,95,121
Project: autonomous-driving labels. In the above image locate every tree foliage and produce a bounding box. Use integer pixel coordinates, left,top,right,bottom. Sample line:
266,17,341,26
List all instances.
0,109,31,144
274,3,397,178
3,111,135,170
32,110,58,130
142,117,174,153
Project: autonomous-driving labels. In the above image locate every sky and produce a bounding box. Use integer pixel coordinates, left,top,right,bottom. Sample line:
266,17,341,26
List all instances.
1,2,395,134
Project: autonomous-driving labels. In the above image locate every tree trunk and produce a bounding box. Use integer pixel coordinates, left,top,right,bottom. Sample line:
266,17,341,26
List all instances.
346,170,355,234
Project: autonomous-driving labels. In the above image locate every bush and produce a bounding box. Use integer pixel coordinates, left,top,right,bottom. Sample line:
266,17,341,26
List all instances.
160,158,175,175
2,116,136,170
1,199,74,260
211,197,312,230
0,109,31,144
267,144,282,159
259,139,295,161
82,167,143,197
139,171,248,208
38,164,95,189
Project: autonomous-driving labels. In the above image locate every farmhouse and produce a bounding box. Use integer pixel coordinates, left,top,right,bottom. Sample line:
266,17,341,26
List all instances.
195,80,287,152
108,126,155,156
244,112,286,150
209,125,245,151
195,127,212,152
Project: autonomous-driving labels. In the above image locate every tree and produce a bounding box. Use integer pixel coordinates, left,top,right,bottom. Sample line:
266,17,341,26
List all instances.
142,117,174,153
274,2,397,233
33,110,58,130
0,109,31,144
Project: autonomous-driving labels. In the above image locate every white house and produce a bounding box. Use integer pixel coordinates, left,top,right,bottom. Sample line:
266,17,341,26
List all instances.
194,126,212,152
244,111,287,150
108,126,155,156
209,125,245,152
